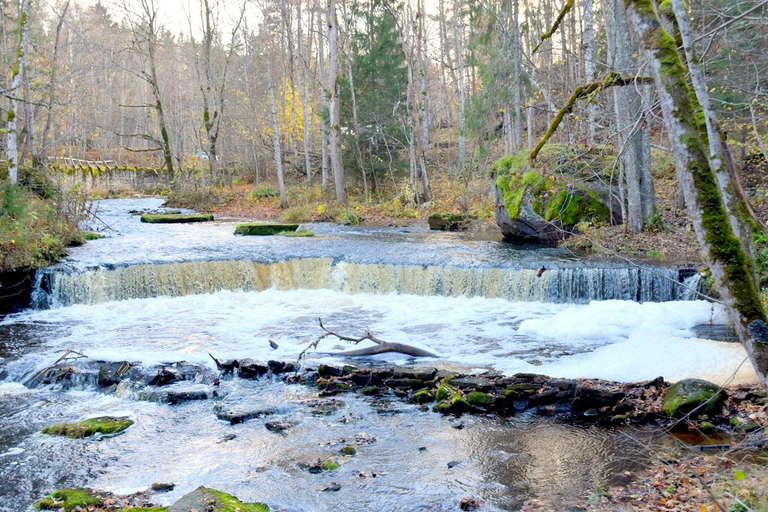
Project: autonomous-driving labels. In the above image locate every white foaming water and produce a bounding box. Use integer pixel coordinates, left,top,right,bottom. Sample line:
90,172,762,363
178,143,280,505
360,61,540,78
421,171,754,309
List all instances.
1,288,756,385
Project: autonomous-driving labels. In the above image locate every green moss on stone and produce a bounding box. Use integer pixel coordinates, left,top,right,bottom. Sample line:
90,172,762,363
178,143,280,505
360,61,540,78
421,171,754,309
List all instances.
282,227,315,237
321,459,340,471
234,223,299,236
41,417,134,439
432,393,471,414
83,232,104,240
436,383,457,401
544,188,610,226
410,389,435,404
140,213,213,224
36,488,100,510
661,379,724,418
465,391,492,406
340,445,357,455
204,488,269,512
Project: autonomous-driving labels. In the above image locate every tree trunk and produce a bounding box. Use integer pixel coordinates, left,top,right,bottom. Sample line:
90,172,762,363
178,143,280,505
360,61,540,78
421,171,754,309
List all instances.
6,0,31,183
416,0,431,202
328,0,347,204
583,0,596,142
40,0,70,165
265,12,288,209
454,0,466,170
316,0,329,192
624,0,768,387
512,0,523,150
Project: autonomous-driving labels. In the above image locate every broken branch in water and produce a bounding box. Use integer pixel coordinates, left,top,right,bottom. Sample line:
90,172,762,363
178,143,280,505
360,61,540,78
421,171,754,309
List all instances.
27,348,88,387
299,318,439,360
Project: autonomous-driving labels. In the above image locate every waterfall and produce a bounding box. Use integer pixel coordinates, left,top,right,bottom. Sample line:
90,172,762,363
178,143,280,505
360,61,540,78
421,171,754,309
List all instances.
32,258,703,309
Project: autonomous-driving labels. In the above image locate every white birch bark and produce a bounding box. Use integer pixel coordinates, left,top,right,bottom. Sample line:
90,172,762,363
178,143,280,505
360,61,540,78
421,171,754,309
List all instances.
6,0,31,183
328,0,347,203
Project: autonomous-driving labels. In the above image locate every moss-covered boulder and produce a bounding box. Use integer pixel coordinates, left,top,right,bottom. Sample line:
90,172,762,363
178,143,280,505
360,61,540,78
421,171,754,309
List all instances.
661,378,724,418
41,416,134,438
491,145,615,243
140,213,213,223
36,488,101,510
168,486,268,512
234,223,299,236
428,213,471,231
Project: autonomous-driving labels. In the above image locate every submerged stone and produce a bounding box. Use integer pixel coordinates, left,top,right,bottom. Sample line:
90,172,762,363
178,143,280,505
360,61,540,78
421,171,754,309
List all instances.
410,389,435,404
140,213,213,223
167,486,268,512
265,420,296,433
36,488,101,511
214,405,275,425
237,359,269,379
662,378,724,418
41,416,134,439
234,222,298,236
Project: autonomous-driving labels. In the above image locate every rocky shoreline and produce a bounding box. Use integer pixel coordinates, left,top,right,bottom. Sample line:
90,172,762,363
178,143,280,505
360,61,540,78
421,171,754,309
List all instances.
28,357,768,511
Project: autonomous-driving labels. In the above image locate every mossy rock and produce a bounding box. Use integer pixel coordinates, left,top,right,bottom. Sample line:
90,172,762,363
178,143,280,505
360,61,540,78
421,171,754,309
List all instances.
491,145,616,243
234,223,299,236
321,459,340,471
83,232,104,241
340,445,357,455
140,213,213,224
282,227,315,237
410,389,435,404
432,392,471,414
661,379,724,418
428,213,471,231
436,383,458,401
36,488,101,510
168,486,268,512
465,391,494,406
41,416,134,438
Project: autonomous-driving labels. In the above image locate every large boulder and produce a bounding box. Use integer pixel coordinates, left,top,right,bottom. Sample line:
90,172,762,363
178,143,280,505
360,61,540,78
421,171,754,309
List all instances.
661,378,724,418
491,146,617,243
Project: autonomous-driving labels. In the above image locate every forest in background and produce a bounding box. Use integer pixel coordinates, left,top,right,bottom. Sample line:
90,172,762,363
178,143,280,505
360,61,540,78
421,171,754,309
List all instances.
0,0,764,218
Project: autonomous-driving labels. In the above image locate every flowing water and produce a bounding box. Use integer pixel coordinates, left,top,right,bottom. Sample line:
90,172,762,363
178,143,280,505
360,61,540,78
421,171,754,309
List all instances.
0,198,754,511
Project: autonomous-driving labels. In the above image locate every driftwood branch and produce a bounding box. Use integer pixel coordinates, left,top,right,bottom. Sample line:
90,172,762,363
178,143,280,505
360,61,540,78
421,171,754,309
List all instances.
300,318,439,359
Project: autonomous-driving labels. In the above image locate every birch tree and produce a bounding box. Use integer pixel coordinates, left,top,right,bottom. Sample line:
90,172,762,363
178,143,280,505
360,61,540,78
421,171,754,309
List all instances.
6,0,31,183
328,0,347,203
624,0,768,387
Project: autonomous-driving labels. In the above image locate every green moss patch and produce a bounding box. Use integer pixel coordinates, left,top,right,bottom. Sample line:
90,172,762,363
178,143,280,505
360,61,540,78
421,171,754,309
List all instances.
282,227,315,237
465,391,493,406
544,187,610,226
140,213,213,223
41,416,134,439
340,445,357,455
83,232,104,240
410,388,435,404
36,488,100,510
428,213,470,230
234,223,299,236
321,459,340,471
661,379,724,418
170,486,268,512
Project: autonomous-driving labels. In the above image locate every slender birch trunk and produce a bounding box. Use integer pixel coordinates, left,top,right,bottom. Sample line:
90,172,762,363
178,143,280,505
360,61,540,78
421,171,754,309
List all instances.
265,10,288,208
6,0,31,183
328,0,347,203
316,0,329,191
453,0,466,170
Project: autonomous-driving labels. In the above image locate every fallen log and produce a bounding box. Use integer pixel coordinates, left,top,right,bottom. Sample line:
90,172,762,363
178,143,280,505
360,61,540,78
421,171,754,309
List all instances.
300,318,439,359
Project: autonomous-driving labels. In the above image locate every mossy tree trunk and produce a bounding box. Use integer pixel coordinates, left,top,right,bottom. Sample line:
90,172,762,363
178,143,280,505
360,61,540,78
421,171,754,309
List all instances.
624,0,768,388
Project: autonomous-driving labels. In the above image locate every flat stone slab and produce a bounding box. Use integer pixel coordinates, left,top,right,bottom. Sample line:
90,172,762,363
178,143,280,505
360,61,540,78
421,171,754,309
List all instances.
234,222,299,236
140,213,213,223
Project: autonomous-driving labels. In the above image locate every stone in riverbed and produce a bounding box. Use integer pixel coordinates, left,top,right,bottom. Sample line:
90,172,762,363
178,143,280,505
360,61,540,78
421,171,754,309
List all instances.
41,416,134,439
140,213,213,223
166,387,210,405
214,404,275,425
662,378,724,419
234,222,298,236
237,359,269,379
35,488,101,511
168,486,268,512
428,213,470,231
265,420,296,433
268,360,298,373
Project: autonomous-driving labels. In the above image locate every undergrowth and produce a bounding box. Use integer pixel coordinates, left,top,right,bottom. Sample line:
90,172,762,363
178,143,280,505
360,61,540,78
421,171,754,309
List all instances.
1,179,88,273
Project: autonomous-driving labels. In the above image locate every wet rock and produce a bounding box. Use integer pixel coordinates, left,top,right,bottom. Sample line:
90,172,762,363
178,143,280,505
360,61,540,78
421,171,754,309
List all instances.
528,387,560,406
318,364,344,377
148,366,181,386
460,497,480,511
98,361,133,387
215,359,238,373
428,213,470,231
321,483,342,492
237,359,269,379
265,420,296,433
572,385,625,413
214,404,276,425
359,385,381,396
168,486,268,512
301,398,346,415
449,377,494,391
41,416,134,439
447,460,461,469
392,367,437,381
166,387,210,405
662,378,724,419
268,360,298,374
433,393,472,415
410,389,435,404
465,391,495,407
150,482,175,492
340,445,357,455
385,378,430,390
501,383,536,400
